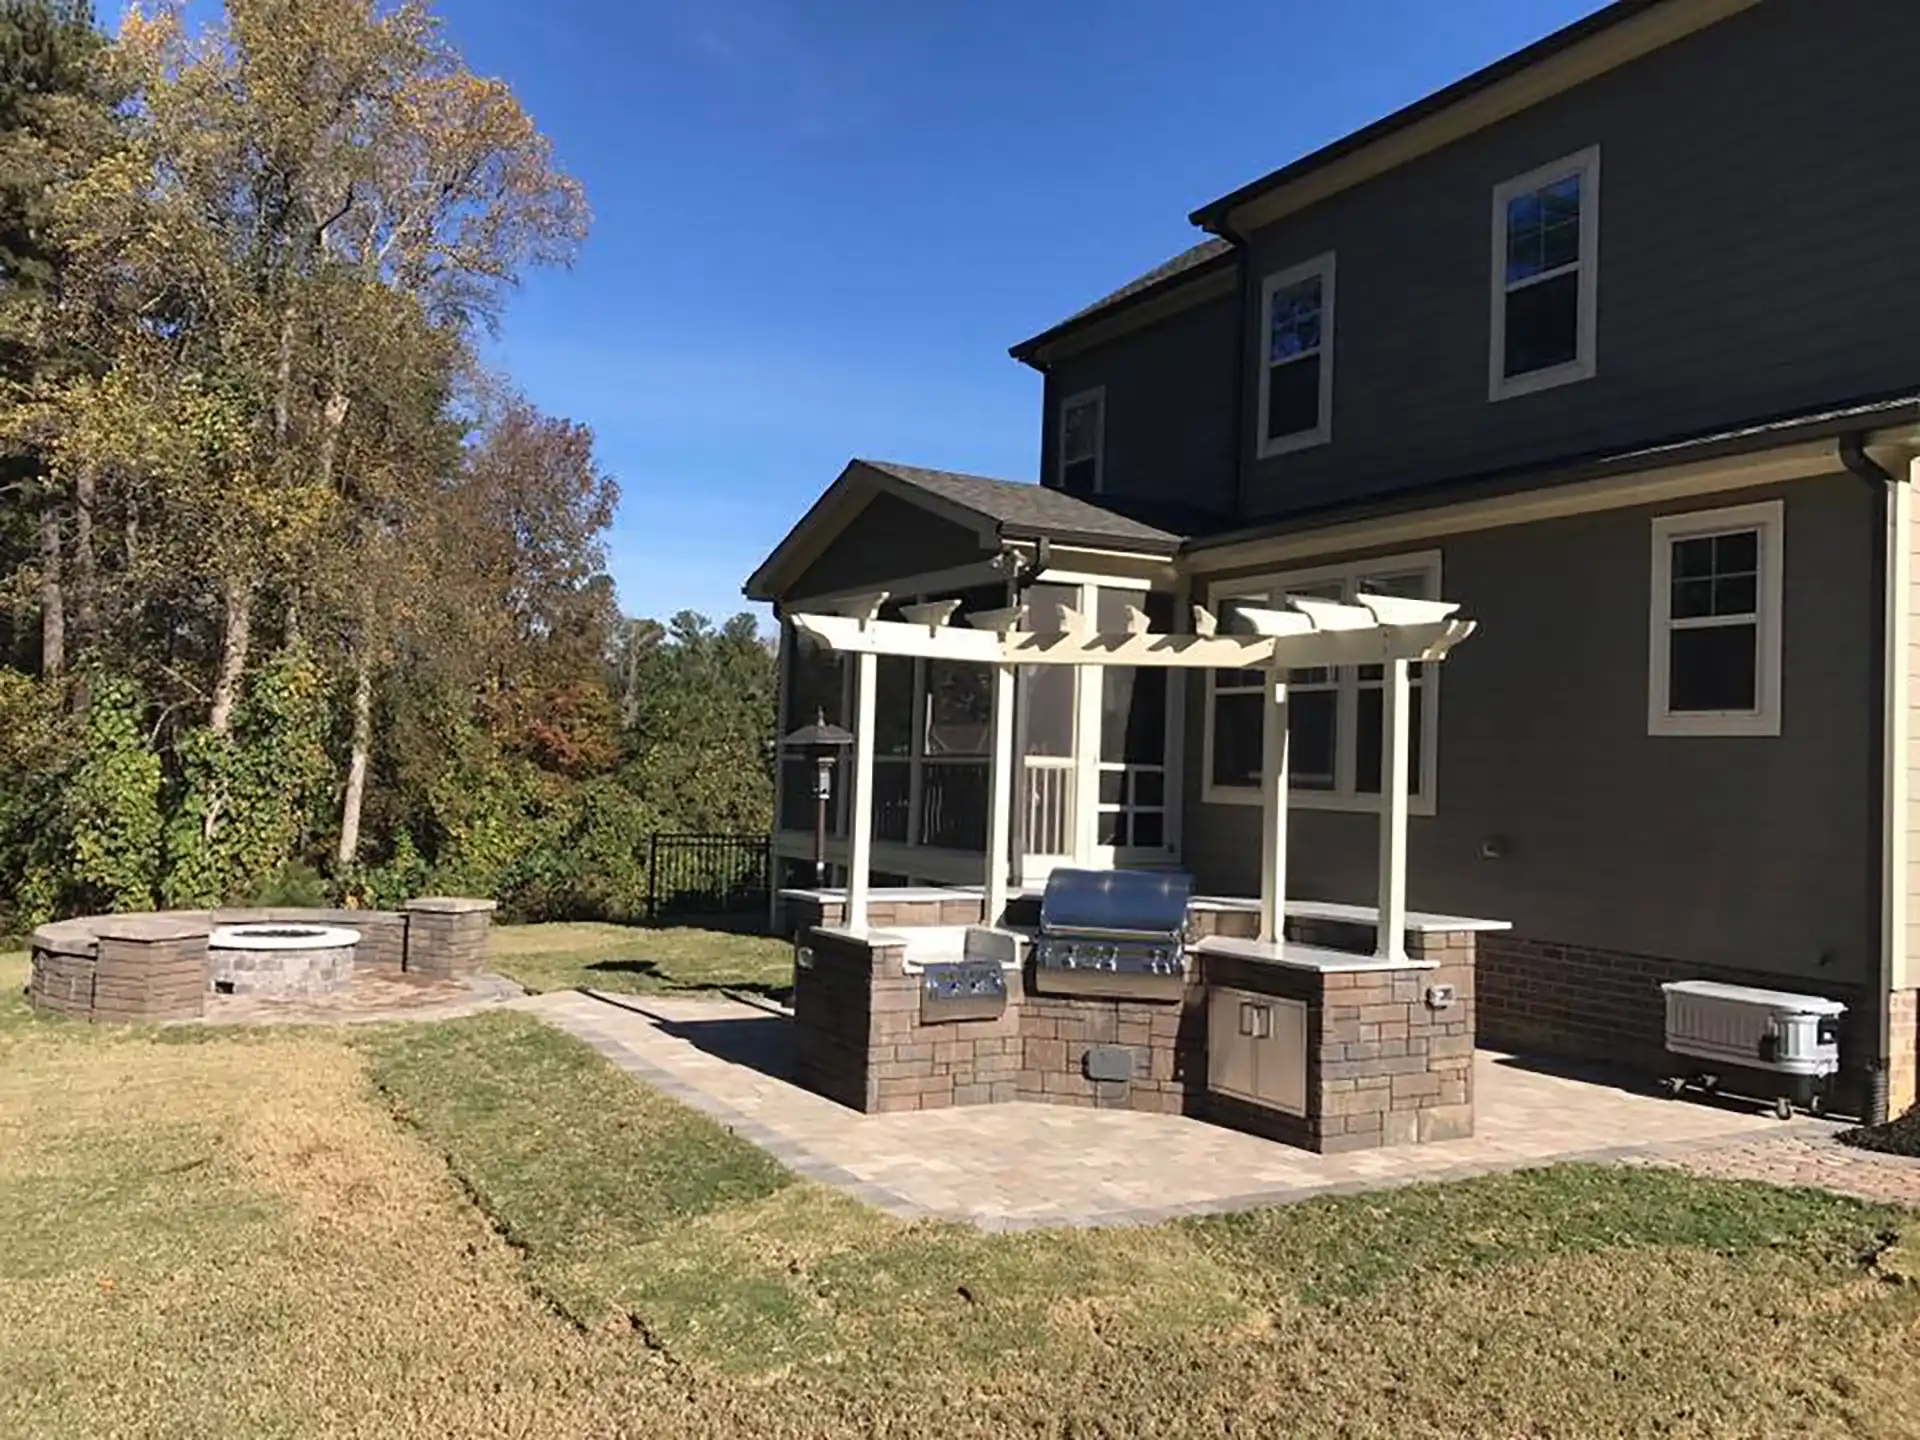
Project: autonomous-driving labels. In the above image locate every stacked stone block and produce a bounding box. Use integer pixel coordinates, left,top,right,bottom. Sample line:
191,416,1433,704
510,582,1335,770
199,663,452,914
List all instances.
792,929,1023,1114
1201,928,1478,1154
90,916,209,1022
402,896,496,977
1016,989,1205,1113
216,907,408,974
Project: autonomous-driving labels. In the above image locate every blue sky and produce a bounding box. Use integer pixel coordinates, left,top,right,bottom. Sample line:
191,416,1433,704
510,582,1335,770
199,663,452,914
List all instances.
438,0,1610,627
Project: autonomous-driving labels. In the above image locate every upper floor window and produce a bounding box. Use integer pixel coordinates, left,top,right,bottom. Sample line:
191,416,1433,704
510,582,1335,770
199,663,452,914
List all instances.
1490,146,1599,401
1648,501,1783,737
1059,388,1104,495
1204,551,1442,813
1257,252,1336,457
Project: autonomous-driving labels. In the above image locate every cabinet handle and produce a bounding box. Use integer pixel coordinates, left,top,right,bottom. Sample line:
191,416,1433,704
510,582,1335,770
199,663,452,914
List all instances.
1239,1002,1255,1036
1253,1005,1272,1040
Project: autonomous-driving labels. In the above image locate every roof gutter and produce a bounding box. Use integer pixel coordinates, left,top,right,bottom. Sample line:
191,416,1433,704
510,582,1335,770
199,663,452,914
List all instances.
1842,433,1907,1125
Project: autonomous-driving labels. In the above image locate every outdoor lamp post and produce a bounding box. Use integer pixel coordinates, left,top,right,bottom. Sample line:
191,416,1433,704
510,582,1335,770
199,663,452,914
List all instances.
782,709,854,888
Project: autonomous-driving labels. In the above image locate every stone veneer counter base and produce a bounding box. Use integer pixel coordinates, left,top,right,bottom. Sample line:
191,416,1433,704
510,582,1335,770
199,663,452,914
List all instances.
788,906,1489,1153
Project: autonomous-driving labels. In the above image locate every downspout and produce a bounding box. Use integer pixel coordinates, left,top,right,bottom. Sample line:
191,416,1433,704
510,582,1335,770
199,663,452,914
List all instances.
1841,432,1904,1124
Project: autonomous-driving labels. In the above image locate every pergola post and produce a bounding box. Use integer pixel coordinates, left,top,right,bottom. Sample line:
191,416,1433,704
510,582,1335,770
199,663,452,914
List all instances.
846,650,878,930
984,662,1015,927
1258,668,1290,944
1375,657,1411,962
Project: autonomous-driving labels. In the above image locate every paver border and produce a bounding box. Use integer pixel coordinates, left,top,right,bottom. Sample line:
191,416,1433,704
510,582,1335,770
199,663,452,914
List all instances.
174,972,525,1028
530,989,1846,1231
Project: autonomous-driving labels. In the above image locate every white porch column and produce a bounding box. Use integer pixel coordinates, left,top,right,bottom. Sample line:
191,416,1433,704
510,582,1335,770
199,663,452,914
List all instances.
1375,657,1411,962
1258,668,1290,944
1071,580,1102,864
984,662,1016,927
846,649,878,930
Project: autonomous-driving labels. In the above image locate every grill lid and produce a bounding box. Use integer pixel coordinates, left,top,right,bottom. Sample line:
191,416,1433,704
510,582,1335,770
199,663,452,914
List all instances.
1038,868,1193,939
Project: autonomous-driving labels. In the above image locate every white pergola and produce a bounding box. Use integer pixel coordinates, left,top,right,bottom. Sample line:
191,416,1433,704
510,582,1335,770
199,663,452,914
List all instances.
791,589,1476,962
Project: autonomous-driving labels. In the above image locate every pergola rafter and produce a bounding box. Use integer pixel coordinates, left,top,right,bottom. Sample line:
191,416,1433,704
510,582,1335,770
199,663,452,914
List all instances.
791,589,1479,955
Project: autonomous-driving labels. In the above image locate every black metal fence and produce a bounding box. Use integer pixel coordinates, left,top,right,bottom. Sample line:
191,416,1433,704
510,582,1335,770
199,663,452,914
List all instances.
646,833,772,926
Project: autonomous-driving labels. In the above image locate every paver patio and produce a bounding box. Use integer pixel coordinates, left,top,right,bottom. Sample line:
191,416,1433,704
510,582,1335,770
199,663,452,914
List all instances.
515,989,1840,1228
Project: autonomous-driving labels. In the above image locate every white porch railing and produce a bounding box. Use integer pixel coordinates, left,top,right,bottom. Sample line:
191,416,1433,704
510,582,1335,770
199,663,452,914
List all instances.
1024,757,1075,858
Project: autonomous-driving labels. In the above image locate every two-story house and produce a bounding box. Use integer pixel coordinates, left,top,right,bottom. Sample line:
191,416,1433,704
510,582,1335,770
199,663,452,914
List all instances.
744,0,1920,1122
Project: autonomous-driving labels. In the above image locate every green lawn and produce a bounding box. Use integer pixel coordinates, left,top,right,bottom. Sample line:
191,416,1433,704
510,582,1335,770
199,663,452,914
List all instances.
487,921,794,1000
5,940,1920,1436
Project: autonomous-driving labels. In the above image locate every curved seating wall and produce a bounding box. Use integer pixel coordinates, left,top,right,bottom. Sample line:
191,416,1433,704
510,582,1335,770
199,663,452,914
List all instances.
27,896,495,1023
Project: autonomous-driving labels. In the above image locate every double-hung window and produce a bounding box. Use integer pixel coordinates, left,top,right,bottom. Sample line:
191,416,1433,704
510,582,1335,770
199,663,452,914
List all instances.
1058,388,1104,495
1257,253,1335,457
1204,552,1442,811
1490,146,1599,400
1648,501,1783,737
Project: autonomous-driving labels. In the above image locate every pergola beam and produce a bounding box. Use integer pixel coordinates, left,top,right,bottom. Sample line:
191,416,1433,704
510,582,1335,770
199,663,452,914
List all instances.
789,612,1475,670
794,589,1478,946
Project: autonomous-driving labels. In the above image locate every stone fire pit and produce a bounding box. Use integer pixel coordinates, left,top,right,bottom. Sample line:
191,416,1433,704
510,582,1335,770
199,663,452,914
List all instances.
207,922,360,1000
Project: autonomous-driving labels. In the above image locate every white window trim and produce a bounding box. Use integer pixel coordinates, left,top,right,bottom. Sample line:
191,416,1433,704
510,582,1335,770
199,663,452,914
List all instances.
1201,549,1443,816
1489,145,1599,403
1058,386,1106,494
1647,500,1783,738
1255,252,1336,459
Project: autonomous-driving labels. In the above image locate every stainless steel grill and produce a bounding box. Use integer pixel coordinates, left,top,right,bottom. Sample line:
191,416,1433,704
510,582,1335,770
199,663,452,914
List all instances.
1030,868,1192,1002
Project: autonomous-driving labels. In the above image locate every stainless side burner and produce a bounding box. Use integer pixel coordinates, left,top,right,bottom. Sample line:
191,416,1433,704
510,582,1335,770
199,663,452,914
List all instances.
920,960,1009,1024
1030,868,1192,1003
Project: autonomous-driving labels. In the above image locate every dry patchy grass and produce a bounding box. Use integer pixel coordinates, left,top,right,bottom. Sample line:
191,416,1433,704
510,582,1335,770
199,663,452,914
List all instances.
487,922,793,1000
6,948,1920,1437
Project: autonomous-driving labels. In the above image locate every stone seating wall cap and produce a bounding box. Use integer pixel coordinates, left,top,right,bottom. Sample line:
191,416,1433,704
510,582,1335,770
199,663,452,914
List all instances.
214,905,403,926
93,912,213,943
29,918,103,956
404,896,499,914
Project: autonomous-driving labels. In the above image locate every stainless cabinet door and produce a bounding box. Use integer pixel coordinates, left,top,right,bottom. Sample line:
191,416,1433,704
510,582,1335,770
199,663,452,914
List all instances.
1254,997,1308,1116
1207,986,1259,1102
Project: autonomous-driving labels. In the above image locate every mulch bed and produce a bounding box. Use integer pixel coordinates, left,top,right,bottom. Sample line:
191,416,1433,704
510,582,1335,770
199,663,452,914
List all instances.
1838,1107,1920,1157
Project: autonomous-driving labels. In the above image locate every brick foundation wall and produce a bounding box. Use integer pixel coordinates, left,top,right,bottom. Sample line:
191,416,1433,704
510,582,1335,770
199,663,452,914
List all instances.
1892,989,1918,1117
1479,933,1870,1103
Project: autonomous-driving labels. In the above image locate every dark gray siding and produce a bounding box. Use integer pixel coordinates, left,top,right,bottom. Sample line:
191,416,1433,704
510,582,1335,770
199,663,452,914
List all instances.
1239,0,1920,521
1040,288,1239,519
783,492,992,602
1184,473,1879,987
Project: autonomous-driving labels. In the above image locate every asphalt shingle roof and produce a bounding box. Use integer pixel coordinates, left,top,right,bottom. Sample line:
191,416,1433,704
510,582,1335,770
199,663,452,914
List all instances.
858,460,1192,551
1010,239,1235,363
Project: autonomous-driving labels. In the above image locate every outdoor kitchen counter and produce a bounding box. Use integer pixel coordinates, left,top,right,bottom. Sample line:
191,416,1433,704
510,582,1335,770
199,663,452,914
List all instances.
1191,935,1441,974
1194,924,1483,1155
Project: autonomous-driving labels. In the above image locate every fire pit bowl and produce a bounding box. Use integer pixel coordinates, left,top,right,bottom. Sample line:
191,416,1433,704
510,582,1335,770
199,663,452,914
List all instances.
207,922,361,999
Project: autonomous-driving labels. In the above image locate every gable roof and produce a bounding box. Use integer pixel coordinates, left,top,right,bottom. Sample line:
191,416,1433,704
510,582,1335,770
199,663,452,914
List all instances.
743,459,1189,603
1008,1,1751,366
1009,239,1234,367
1191,0,1747,233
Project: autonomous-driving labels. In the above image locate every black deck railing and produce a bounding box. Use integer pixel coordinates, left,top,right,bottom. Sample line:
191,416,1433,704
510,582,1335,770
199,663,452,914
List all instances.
646,832,772,924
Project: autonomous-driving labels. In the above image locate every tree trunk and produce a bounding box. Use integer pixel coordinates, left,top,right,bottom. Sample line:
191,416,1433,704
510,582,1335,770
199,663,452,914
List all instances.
203,573,254,842
317,391,350,493
72,464,98,649
208,573,253,735
38,503,64,678
273,303,296,449
336,650,373,867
